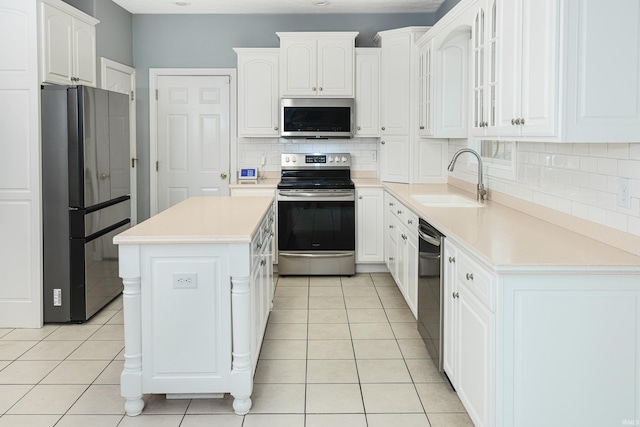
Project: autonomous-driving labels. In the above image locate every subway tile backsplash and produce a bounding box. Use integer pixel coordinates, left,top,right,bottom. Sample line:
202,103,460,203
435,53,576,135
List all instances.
237,137,379,172
449,140,640,238
238,137,640,238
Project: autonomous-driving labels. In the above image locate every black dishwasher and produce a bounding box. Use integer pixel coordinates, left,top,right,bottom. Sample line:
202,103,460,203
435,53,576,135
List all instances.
417,218,444,372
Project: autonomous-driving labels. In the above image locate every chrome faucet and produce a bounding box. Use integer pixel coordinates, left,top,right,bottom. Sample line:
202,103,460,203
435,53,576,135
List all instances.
447,148,487,202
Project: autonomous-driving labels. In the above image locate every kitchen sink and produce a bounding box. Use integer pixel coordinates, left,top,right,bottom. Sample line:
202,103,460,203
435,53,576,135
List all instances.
410,194,484,208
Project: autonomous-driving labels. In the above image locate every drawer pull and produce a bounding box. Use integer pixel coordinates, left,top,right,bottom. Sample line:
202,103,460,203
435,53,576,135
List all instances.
260,259,266,266
407,219,413,225
397,210,402,214
453,292,459,299
449,256,456,263
256,242,262,249
466,273,474,281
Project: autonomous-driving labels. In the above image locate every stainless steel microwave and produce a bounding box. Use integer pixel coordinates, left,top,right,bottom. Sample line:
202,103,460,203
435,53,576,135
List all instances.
280,98,354,139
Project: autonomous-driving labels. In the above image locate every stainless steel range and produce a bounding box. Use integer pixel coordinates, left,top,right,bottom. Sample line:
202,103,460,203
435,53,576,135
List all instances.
277,153,355,276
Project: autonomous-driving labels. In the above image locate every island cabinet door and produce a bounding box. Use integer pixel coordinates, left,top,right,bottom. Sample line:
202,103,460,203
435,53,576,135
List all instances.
140,244,232,393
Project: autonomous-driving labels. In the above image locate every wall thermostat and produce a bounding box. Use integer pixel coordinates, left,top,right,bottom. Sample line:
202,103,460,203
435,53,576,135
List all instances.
238,167,258,182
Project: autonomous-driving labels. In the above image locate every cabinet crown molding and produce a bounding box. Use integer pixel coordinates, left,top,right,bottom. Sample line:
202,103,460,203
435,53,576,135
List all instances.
39,0,100,25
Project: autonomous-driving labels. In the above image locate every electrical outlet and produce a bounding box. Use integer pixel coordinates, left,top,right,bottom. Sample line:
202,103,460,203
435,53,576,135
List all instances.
173,273,197,289
371,151,377,162
618,178,631,209
53,289,61,306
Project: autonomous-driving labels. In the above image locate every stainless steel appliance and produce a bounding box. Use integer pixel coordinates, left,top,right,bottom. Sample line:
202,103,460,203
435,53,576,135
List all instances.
417,218,445,371
280,98,354,138
277,153,355,275
41,85,131,323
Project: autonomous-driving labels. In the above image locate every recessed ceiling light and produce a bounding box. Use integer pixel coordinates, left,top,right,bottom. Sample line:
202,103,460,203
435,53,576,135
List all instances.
313,0,330,6
173,1,190,6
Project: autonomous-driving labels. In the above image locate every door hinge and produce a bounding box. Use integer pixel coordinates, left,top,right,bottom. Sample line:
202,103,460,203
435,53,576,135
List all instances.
155,89,158,100
156,161,159,171
130,91,134,101
131,158,136,168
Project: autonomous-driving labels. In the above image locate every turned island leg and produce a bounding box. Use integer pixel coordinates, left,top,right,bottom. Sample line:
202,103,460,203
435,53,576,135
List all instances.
119,245,145,416
230,274,252,415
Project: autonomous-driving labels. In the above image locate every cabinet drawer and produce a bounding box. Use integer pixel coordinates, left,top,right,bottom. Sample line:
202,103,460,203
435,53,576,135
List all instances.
457,252,495,311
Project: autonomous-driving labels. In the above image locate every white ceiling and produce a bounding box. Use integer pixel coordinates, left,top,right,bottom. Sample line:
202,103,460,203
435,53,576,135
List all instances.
111,0,448,15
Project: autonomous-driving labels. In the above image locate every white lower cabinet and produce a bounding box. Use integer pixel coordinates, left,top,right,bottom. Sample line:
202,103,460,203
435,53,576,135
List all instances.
384,191,418,318
442,236,640,427
356,188,384,263
443,238,494,427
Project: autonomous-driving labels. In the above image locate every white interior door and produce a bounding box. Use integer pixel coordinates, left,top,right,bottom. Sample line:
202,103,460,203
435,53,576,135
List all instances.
154,74,231,213
101,57,137,224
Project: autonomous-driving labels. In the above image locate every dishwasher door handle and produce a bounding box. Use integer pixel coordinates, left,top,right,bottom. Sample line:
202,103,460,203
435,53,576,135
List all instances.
418,229,441,246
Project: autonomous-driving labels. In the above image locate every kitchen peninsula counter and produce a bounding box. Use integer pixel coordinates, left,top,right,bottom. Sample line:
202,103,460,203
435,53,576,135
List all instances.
114,196,275,418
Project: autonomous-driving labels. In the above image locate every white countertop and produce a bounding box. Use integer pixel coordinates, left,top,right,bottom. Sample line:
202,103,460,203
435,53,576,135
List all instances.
114,196,273,245
383,182,640,272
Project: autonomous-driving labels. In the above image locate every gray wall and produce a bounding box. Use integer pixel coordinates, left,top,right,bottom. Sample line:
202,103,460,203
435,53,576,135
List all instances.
133,13,439,221
437,0,463,20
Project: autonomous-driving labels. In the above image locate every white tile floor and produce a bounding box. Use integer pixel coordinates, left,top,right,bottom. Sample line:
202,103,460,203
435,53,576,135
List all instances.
0,273,473,427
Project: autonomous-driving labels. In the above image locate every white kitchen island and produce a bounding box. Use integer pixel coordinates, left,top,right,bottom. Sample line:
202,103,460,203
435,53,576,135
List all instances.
113,196,275,417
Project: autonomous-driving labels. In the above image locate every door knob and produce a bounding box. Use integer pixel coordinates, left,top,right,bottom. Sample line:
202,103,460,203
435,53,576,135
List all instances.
220,173,228,180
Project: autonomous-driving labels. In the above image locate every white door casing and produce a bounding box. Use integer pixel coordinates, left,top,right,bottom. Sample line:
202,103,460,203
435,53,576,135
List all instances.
101,57,137,224
150,69,236,215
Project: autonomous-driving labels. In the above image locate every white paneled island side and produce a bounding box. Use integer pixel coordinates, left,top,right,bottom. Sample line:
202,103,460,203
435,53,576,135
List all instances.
113,196,275,417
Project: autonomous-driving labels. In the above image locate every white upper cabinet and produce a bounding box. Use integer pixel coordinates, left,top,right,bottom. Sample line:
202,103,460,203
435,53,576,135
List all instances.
354,48,380,137
470,2,496,136
493,0,557,137
39,0,98,87
235,48,279,137
560,0,640,142
466,0,640,142
377,28,429,136
375,27,429,183
277,32,357,97
417,28,470,139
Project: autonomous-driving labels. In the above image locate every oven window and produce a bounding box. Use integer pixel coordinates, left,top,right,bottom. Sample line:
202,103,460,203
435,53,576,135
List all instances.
278,200,355,251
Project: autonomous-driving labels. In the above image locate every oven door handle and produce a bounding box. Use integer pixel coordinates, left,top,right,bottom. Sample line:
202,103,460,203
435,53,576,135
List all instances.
278,190,354,198
279,252,354,259
418,229,441,247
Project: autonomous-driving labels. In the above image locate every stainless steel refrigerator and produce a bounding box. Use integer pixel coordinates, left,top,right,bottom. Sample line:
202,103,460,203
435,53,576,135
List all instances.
41,85,131,323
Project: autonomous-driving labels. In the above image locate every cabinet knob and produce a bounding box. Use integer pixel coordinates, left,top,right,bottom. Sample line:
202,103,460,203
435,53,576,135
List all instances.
358,196,363,199
520,118,525,125
256,242,262,249
448,256,456,263
274,126,278,130
312,87,317,91
466,272,474,281
389,202,395,206
381,126,386,131
381,141,385,145
260,259,266,266
220,172,228,180
419,126,425,130
511,118,516,125
453,292,459,299
319,87,323,91
389,225,394,229
407,219,413,225
389,257,394,261
397,210,402,215
357,126,361,130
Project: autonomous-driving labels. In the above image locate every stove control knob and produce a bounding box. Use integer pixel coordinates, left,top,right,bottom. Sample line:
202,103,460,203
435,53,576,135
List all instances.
292,156,297,162
341,156,347,163
285,156,290,163
328,156,334,163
